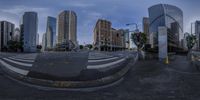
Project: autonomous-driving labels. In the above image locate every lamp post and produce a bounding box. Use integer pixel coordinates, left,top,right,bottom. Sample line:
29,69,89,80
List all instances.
126,23,139,32
126,23,147,60
126,23,139,50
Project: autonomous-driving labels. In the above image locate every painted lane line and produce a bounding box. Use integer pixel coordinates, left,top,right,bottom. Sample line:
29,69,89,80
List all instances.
0,59,29,75
12,55,37,60
3,58,32,67
8,57,35,63
88,57,119,63
12,57,35,60
87,58,126,69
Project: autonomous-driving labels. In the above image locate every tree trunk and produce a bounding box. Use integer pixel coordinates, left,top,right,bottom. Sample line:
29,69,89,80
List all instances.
138,49,145,60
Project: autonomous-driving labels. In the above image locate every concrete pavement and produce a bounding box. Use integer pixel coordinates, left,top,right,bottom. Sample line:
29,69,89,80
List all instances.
1,55,200,99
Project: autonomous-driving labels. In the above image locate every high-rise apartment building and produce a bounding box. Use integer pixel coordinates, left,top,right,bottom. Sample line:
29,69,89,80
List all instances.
36,33,39,45
93,19,126,51
143,17,150,44
0,21,15,51
20,12,38,52
42,33,47,51
13,28,20,42
195,21,200,50
57,10,77,46
93,19,111,51
46,16,56,49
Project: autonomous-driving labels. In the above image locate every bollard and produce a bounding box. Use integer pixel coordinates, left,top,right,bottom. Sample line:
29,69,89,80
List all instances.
165,56,169,64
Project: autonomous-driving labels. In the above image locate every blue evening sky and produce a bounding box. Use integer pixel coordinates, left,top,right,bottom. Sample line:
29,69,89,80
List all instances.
0,0,199,44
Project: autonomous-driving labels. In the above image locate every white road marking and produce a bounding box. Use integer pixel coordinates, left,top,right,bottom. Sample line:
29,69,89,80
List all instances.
8,57,34,63
0,59,29,75
3,58,32,67
12,57,35,60
88,57,119,63
12,54,37,60
87,58,126,69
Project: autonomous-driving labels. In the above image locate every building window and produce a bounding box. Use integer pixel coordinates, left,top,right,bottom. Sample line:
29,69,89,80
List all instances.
117,34,119,37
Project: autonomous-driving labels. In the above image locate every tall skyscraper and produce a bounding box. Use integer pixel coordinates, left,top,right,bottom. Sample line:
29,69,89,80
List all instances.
46,16,56,49
21,12,38,52
13,28,20,42
36,33,39,45
42,33,47,51
195,21,200,50
148,4,183,50
57,10,77,46
0,21,15,51
142,17,150,44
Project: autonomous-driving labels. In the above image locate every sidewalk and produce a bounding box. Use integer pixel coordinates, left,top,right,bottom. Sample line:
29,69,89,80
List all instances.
168,55,200,74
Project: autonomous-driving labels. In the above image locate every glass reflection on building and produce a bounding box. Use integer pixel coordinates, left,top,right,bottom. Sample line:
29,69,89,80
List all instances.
148,4,183,50
46,16,56,49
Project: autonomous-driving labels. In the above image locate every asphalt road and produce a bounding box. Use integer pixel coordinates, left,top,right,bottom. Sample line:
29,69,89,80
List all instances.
0,51,133,81
0,55,200,100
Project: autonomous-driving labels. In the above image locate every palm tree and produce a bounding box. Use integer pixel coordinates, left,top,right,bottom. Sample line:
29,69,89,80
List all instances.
186,33,197,50
131,32,147,51
131,32,147,59
185,33,197,60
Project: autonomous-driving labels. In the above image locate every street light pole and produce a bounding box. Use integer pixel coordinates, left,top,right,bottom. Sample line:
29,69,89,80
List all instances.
126,23,139,32
126,23,139,50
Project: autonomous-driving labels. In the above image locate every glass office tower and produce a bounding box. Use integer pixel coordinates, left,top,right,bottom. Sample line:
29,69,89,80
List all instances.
46,16,56,49
148,4,183,49
21,12,38,52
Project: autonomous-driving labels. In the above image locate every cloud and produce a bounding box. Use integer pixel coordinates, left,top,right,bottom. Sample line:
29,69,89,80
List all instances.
1,5,50,15
69,2,94,8
0,0,199,44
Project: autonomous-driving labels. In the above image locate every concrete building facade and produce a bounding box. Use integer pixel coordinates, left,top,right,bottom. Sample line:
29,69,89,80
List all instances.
36,33,39,45
42,33,47,51
93,19,126,51
0,21,15,51
195,21,200,50
143,17,150,44
57,10,77,46
13,28,20,42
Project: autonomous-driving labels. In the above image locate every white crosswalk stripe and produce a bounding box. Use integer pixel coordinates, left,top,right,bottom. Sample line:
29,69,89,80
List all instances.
87,58,126,69
87,52,127,69
88,52,113,60
0,59,29,75
8,57,35,63
0,54,37,76
12,53,37,60
12,57,35,60
3,58,33,67
88,57,119,63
